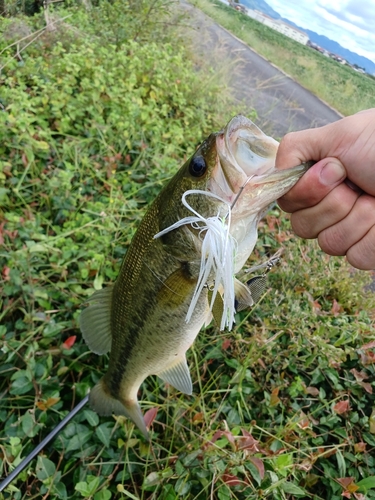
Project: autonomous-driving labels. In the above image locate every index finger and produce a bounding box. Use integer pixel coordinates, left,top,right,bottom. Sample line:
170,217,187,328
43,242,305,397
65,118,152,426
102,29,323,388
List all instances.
275,128,322,170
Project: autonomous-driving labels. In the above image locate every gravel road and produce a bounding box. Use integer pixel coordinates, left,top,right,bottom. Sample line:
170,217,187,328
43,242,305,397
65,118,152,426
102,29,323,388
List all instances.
182,2,342,137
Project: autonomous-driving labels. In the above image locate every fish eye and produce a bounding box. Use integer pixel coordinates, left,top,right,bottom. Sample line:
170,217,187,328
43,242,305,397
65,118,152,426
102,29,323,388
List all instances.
189,155,207,177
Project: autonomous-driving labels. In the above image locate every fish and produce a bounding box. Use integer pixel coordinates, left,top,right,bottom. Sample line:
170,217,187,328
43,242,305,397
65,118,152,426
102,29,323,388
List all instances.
80,115,312,439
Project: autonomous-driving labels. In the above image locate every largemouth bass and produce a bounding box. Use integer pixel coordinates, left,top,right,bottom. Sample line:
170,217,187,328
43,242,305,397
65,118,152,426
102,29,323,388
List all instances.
80,115,311,439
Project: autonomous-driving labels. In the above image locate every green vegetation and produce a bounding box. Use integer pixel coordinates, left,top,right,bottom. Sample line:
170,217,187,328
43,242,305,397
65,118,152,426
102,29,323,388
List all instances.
193,0,375,116
1,1,375,499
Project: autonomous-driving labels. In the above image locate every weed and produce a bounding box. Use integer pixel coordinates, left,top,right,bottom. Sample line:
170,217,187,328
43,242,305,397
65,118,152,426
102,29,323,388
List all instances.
1,2,375,499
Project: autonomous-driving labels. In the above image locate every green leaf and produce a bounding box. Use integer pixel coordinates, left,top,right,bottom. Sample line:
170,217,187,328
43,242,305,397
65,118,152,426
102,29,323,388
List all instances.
75,481,91,497
35,140,50,150
363,432,375,446
274,453,293,477
36,456,56,481
217,485,231,500
65,429,93,452
96,422,112,447
21,411,36,437
52,482,68,500
9,377,33,395
76,477,100,497
357,476,375,492
84,410,100,427
94,489,112,500
336,449,346,477
160,484,177,500
280,482,306,496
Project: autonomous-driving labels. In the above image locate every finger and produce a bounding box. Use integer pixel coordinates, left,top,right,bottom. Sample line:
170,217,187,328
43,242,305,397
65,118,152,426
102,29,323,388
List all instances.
278,158,346,213
317,195,375,256
276,114,375,196
289,182,361,239
346,224,375,270
275,128,322,168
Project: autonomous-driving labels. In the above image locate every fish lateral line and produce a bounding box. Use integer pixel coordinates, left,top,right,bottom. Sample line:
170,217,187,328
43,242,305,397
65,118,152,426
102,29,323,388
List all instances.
144,261,186,298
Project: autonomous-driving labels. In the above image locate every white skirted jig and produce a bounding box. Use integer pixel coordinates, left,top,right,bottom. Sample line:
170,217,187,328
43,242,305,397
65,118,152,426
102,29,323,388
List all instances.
154,190,237,330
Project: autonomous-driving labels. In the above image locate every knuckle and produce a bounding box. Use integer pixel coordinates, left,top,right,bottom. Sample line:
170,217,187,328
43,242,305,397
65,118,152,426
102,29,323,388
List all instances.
346,226,375,270
277,198,292,213
291,212,317,239
357,194,375,215
318,227,347,256
280,132,298,150
346,251,374,270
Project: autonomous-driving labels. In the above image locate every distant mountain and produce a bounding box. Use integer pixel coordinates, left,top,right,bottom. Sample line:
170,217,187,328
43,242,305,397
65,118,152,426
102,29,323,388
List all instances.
239,0,375,74
284,21,375,74
239,0,280,20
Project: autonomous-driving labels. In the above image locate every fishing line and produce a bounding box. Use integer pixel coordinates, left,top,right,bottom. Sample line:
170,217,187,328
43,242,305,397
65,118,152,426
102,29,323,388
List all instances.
0,395,89,493
228,174,254,214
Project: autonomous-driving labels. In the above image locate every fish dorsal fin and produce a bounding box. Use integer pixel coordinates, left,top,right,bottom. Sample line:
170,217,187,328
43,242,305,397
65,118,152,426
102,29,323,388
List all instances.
79,287,113,355
247,275,268,304
157,356,192,395
207,289,224,327
234,278,254,312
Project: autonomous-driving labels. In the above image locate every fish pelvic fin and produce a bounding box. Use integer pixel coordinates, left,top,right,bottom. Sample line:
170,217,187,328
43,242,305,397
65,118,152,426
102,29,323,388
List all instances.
89,380,150,440
157,356,193,395
80,287,113,355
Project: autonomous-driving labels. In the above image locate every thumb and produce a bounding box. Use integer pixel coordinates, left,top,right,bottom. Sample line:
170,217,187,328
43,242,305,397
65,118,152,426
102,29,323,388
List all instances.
278,158,346,213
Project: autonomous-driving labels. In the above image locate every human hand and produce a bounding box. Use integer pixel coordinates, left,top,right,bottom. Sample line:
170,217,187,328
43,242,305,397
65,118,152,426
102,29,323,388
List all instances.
276,109,375,270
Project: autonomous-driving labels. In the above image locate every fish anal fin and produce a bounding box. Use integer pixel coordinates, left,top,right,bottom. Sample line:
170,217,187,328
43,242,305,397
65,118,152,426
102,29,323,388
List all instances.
157,356,192,395
89,380,149,440
234,278,254,312
79,287,113,355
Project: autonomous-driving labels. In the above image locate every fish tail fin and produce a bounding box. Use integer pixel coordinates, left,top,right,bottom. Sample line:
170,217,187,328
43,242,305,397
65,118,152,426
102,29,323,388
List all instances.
89,380,150,441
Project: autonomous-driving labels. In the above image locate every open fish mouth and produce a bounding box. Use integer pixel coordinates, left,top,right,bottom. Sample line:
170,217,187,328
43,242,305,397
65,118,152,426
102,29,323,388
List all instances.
213,115,312,211
223,115,279,178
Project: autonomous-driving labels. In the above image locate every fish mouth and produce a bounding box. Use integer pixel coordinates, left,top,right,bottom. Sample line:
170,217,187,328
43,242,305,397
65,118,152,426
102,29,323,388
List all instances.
213,115,311,210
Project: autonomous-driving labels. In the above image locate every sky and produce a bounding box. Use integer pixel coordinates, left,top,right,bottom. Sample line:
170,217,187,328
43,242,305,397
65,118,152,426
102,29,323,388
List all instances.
265,0,375,64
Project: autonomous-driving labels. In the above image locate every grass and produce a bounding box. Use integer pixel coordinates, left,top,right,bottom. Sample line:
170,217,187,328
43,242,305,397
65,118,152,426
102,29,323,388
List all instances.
1,1,375,499
192,0,375,116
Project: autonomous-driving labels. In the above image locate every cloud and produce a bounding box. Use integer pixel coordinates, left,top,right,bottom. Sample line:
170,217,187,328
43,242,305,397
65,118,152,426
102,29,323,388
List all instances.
265,0,375,63
319,0,375,33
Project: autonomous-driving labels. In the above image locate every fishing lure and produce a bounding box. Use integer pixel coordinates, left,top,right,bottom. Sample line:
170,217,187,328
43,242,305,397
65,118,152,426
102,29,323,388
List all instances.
154,189,237,331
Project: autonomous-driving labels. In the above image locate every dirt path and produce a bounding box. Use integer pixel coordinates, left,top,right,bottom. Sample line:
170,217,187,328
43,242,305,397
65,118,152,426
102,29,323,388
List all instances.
182,1,342,137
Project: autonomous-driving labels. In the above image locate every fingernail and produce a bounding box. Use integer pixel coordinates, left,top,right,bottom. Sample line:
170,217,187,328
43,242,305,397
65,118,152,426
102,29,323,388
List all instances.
320,161,346,186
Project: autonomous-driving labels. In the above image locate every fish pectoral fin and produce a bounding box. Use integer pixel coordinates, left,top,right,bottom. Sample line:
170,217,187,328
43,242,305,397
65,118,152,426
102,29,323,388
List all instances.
246,275,268,304
207,289,224,327
79,287,113,355
157,356,193,395
157,267,195,308
234,278,254,312
90,380,149,440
